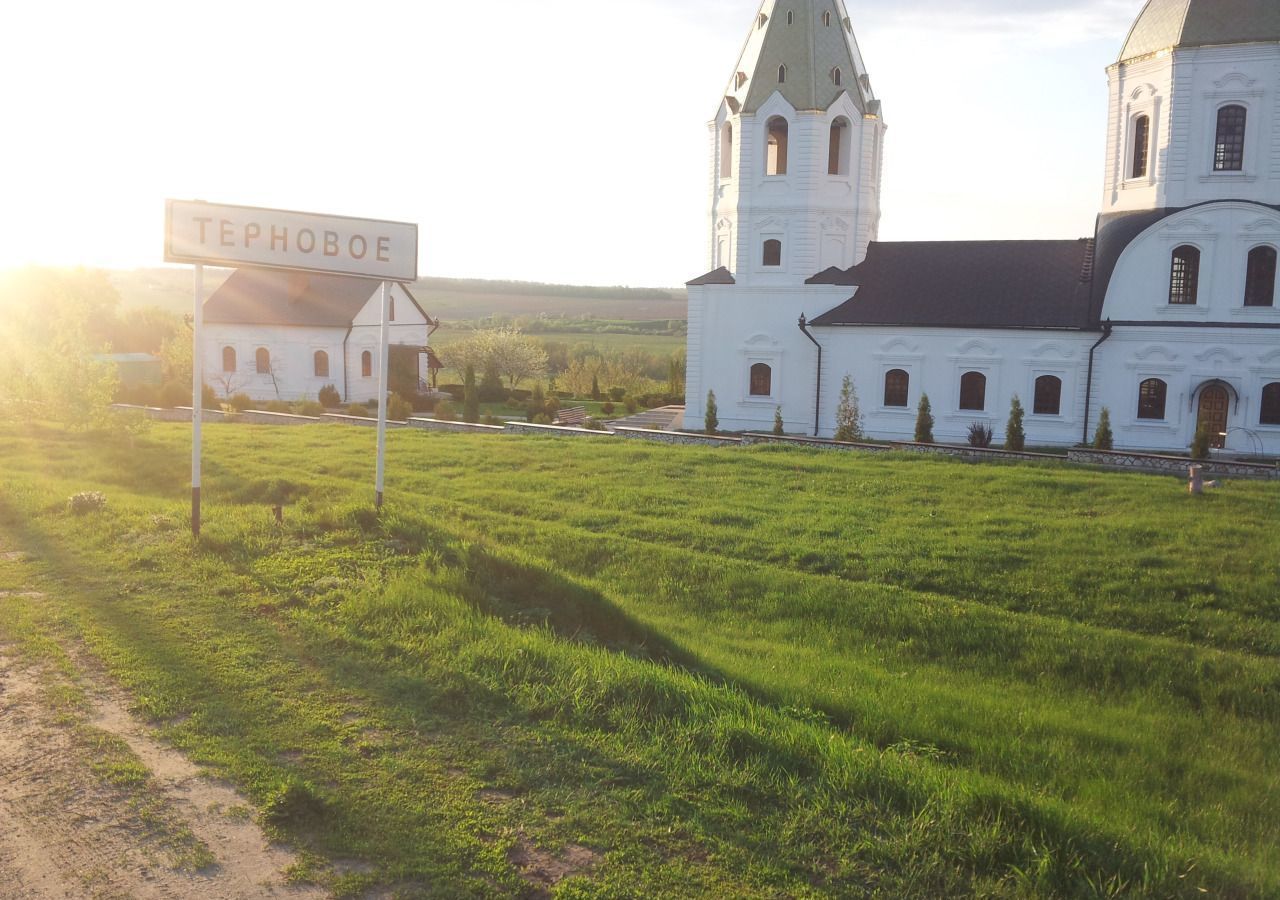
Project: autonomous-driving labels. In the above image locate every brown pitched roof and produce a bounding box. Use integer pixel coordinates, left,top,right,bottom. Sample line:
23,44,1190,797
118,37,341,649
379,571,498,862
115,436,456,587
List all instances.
686,266,736,286
203,269,380,326
808,240,1096,330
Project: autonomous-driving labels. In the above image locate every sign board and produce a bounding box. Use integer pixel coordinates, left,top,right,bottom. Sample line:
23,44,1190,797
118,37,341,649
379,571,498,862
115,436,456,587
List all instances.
165,199,418,282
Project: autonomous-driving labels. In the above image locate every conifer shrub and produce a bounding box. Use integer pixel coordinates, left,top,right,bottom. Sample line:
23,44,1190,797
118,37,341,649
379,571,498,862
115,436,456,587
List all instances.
1191,423,1212,460
526,384,547,422
1005,394,1026,451
479,364,505,403
704,390,719,434
834,375,864,442
318,384,341,409
463,365,479,423
914,394,935,443
434,399,457,421
773,406,785,436
1093,407,1114,450
591,374,602,401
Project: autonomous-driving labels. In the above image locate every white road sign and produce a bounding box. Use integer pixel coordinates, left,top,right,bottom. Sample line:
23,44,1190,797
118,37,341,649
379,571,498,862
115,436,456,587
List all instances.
165,199,418,282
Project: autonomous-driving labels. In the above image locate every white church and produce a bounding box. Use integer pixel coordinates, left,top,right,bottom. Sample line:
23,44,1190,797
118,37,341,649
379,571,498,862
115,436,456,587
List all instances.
686,0,1280,455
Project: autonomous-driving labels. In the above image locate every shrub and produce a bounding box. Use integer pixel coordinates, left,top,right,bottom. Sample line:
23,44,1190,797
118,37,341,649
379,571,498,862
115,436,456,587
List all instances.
773,406,784,436
623,395,639,414
318,384,341,409
263,400,292,414
1093,407,1114,450
435,399,457,421
532,413,553,425
479,364,505,403
482,414,504,426
440,384,465,402
295,401,326,417
609,387,626,402
834,375,864,442
591,374,602,401
228,393,253,412
914,394,935,443
67,491,107,516
1005,394,1026,451
967,422,994,448
526,384,547,422
262,778,327,828
158,381,189,409
117,382,159,407
705,390,719,435
387,393,413,422
202,383,218,409
344,403,370,418
1191,423,1212,460
463,365,479,423
584,418,607,431
601,401,616,415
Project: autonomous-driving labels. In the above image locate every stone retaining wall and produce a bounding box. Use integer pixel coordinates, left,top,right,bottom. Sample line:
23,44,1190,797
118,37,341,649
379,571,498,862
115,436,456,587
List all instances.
504,421,614,437
742,433,1065,463
613,427,742,447
407,418,507,434
322,414,409,429
741,433,894,453
1067,448,1279,479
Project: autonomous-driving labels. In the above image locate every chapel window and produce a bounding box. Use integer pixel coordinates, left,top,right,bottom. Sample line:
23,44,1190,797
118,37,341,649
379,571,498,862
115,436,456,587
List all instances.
822,11,832,26
362,350,373,378
314,350,329,378
750,363,772,397
1261,383,1280,425
736,72,748,90
1214,105,1247,172
1033,375,1062,416
255,348,271,375
1169,246,1200,305
1244,246,1276,307
720,123,733,179
1138,378,1167,420
766,116,789,175
763,239,783,267
959,372,986,411
828,117,850,175
883,369,909,408
389,297,396,322
832,67,842,86
778,64,787,84
1131,115,1150,179
222,346,236,373
786,11,794,25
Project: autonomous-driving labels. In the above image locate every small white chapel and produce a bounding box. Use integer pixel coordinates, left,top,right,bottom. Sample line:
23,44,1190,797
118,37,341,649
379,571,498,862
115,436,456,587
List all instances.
685,0,1280,455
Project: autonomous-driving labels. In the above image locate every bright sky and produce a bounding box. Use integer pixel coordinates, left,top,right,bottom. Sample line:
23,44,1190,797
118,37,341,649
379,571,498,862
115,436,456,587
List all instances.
0,0,1139,287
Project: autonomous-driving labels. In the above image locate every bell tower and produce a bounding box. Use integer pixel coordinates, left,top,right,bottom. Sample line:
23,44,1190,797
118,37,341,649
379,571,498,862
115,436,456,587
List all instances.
709,1,885,287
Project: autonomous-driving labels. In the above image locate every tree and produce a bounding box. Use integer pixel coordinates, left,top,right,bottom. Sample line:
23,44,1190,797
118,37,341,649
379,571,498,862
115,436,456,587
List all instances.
591,373,602,401
914,393,935,443
441,328,548,389
834,375,864,442
480,362,505,402
526,383,547,422
773,406,784,436
1093,407,1114,450
1005,394,1026,451
463,364,479,423
704,390,719,434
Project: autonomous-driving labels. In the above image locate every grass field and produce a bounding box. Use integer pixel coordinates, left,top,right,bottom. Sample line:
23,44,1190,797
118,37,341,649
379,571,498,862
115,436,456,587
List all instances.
0,420,1277,897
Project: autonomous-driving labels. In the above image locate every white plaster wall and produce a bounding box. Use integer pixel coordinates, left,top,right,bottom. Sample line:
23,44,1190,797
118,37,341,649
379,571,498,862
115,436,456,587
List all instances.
1105,44,1280,213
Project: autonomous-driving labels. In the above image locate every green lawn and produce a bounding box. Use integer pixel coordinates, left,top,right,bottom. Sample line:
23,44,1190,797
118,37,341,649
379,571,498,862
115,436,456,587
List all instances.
0,420,1276,897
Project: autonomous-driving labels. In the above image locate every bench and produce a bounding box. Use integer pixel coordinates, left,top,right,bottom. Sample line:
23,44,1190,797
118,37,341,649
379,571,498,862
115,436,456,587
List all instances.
555,406,589,427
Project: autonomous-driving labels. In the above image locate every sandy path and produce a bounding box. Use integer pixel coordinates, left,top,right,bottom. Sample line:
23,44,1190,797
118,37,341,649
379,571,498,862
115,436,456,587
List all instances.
0,645,328,899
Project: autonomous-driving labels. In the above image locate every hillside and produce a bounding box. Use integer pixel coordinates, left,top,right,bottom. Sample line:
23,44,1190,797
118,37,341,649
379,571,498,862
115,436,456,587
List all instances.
1,421,1277,896
108,267,688,323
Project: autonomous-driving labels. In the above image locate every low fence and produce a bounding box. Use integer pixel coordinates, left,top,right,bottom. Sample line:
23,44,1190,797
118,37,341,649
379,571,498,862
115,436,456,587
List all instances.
407,418,506,435
1067,448,1279,480
613,427,742,447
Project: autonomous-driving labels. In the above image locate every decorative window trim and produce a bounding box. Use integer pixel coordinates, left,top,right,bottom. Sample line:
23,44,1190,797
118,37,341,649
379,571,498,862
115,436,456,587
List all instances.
1244,244,1277,308
881,368,911,410
957,370,989,413
1258,380,1280,427
1031,373,1065,418
1134,375,1174,424
739,337,782,404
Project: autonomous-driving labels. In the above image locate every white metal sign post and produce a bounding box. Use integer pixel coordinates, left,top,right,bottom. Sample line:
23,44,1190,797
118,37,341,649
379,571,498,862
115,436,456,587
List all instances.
165,200,419,537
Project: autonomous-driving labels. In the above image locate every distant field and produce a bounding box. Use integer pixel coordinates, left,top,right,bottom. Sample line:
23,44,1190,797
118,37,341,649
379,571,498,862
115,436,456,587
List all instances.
0,421,1276,896
108,268,688,324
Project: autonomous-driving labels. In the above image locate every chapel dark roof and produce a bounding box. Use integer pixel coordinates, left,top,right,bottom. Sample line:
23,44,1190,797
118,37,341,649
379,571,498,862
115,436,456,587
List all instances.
808,240,1096,330
686,266,736,286
203,268,426,327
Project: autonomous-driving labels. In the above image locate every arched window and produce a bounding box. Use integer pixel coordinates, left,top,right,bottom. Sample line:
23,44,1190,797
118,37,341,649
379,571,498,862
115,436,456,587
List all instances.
1033,376,1062,415
1138,378,1167,420
757,12,768,28
1214,105,1247,172
735,71,747,90
822,10,832,26
361,350,373,378
720,123,733,179
959,372,986,411
1261,383,1280,425
762,239,782,267
255,348,271,375
221,346,236,373
883,369,909,408
786,10,794,25
389,297,396,322
1169,246,1200,305
777,64,787,84
766,117,788,175
832,67,842,86
1245,246,1277,307
1131,115,1150,179
828,117,850,176
314,350,329,378
749,363,772,397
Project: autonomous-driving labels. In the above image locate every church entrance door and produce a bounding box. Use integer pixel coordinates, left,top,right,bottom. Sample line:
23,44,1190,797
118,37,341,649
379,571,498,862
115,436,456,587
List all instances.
1196,386,1229,449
